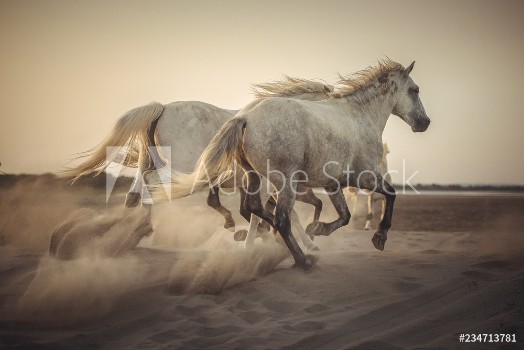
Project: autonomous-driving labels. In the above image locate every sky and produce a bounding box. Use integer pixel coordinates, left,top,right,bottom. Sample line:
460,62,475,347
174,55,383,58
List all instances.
1,0,523,185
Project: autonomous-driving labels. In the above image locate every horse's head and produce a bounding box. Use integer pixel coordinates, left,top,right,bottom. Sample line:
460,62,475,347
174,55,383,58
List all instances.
392,61,430,132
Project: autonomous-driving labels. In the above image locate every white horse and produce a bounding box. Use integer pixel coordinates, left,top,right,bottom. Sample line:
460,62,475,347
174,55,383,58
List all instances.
62,77,332,251
170,59,430,269
344,143,391,230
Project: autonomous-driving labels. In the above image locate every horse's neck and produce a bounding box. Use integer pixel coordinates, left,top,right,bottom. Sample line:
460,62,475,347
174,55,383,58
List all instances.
345,92,395,135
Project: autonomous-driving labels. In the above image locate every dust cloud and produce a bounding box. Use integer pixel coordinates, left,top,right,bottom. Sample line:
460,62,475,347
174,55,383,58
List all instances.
0,178,293,324
15,255,148,324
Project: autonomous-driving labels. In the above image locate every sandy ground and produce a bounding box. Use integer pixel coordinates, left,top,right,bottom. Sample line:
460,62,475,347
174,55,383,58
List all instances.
0,180,523,349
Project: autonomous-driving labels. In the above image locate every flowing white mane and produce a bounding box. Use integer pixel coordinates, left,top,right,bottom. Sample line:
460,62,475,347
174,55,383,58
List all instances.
252,75,334,99
331,59,404,98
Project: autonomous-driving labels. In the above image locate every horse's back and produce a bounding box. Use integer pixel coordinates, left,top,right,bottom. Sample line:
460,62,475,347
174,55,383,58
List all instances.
241,97,384,186
156,101,235,172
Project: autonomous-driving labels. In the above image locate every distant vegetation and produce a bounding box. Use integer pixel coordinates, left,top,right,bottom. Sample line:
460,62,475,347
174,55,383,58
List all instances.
394,183,524,193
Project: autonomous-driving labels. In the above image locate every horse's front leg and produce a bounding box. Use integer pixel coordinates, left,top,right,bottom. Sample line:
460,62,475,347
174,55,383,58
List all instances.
306,188,350,237
295,186,323,222
363,174,396,251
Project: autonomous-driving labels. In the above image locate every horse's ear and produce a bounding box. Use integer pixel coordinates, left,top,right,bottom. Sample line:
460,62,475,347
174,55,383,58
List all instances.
404,61,415,75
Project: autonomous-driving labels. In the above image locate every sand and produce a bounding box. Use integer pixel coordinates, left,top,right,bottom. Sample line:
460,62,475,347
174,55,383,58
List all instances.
0,180,523,349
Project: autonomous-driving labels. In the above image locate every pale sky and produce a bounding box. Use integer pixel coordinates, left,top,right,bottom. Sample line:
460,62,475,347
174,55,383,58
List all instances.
1,0,523,184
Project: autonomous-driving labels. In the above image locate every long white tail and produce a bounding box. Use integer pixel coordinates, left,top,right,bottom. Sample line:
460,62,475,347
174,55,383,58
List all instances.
61,102,164,181
168,117,246,199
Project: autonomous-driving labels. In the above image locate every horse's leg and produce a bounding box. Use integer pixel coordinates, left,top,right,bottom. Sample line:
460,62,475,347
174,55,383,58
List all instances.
207,187,235,231
344,187,359,221
241,171,277,231
364,192,373,230
139,169,159,228
364,175,396,251
233,187,252,242
295,187,323,222
274,183,313,270
291,209,319,251
239,186,251,223
235,185,272,238
125,149,148,207
238,185,273,232
243,189,272,247
380,195,386,221
242,213,261,248
306,189,350,237
257,195,276,233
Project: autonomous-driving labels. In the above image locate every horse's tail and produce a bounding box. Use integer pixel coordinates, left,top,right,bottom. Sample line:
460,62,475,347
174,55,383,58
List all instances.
167,117,246,199
60,102,165,181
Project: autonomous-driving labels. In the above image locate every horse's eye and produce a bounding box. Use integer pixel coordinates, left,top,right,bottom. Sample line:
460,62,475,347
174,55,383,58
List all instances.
410,87,420,94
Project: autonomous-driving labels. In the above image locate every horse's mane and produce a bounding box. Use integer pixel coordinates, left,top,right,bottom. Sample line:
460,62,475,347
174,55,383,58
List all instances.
331,59,404,98
252,76,334,99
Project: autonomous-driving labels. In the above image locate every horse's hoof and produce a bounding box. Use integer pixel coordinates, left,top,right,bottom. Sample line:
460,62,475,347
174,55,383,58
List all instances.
293,254,317,271
234,229,248,241
224,220,236,232
294,259,313,271
306,222,328,236
372,232,387,251
257,221,271,233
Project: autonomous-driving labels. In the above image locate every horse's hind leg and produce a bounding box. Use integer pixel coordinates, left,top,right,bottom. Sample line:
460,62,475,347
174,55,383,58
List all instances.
238,186,274,230
295,187,323,223
125,152,147,207
257,195,275,233
306,188,350,237
126,143,159,208
241,171,276,230
243,189,272,247
274,183,313,270
207,187,235,231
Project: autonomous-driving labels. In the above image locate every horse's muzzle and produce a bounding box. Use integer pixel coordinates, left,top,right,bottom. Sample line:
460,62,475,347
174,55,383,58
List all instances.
412,117,430,132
